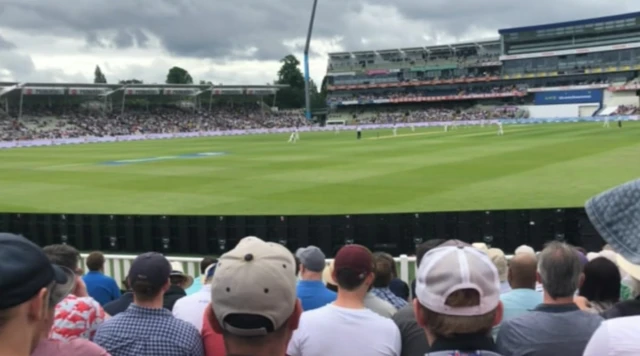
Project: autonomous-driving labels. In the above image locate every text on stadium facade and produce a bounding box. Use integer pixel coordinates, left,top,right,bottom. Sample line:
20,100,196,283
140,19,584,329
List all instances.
22,87,65,95
68,88,108,95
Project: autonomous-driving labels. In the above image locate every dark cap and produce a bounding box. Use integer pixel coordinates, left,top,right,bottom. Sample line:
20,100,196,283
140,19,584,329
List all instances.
334,244,373,278
127,252,171,289
0,233,75,310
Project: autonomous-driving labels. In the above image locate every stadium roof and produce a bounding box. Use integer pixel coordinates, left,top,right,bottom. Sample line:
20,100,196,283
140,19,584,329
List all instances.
0,82,288,89
328,39,499,57
498,11,640,34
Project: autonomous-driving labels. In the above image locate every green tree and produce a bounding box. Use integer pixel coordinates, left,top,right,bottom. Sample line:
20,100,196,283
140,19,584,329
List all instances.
309,78,327,110
166,66,193,84
119,79,143,84
275,54,305,109
94,65,107,84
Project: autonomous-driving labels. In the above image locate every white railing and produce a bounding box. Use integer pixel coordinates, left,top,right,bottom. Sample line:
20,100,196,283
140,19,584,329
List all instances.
81,253,417,288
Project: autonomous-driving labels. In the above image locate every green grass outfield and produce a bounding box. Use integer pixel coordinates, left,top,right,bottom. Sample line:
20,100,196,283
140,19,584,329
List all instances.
1,122,639,215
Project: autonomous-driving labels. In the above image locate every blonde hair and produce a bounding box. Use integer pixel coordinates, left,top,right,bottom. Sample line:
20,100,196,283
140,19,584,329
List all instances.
421,289,497,338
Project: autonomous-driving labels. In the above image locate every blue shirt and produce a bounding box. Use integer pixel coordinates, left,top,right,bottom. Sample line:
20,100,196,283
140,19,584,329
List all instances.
185,276,202,296
94,304,204,356
493,288,542,338
372,287,408,310
83,271,121,306
296,280,336,311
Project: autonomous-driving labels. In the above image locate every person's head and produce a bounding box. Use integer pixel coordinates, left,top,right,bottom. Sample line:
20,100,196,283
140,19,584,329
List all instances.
416,239,446,268
127,252,172,305
487,248,508,283
508,253,537,290
579,257,620,303
537,242,584,300
472,242,489,254
413,240,502,345
200,257,217,275
42,244,81,274
169,262,194,290
373,252,395,288
202,262,218,285
85,251,105,272
322,261,338,292
207,236,301,356
0,234,75,354
332,245,374,297
295,246,326,281
514,244,536,257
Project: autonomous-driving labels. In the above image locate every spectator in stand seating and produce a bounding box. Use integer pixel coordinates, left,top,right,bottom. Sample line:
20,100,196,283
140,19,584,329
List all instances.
410,239,446,298
323,261,338,292
583,178,640,355
43,244,107,341
492,252,541,338
372,253,408,309
413,240,503,355
578,257,620,314
496,241,602,356
295,246,336,311
204,236,301,356
0,234,76,356
103,280,133,317
487,248,511,294
185,257,216,296
163,262,193,311
287,244,401,356
83,252,121,306
173,262,217,331
393,239,445,356
379,253,410,301
94,252,203,356
322,259,397,318
514,245,535,257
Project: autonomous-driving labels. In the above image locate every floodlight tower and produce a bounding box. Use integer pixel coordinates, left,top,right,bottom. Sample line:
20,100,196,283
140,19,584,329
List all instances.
303,0,319,120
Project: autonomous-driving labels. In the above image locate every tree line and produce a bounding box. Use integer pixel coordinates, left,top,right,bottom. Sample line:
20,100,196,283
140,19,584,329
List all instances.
92,54,326,110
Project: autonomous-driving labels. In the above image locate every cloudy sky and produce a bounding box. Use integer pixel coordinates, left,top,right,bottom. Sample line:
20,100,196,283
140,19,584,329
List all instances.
0,0,638,86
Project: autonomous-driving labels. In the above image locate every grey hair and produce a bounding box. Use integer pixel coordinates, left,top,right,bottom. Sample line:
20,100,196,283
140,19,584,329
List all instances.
537,242,582,299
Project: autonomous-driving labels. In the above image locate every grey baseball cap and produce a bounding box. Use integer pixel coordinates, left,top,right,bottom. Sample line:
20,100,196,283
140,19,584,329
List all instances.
295,246,326,272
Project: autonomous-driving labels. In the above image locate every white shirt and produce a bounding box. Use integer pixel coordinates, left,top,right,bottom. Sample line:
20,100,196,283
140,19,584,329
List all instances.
172,284,211,332
287,304,401,356
583,315,640,356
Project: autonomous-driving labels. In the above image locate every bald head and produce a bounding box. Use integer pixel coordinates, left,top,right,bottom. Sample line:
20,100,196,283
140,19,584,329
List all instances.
508,253,538,290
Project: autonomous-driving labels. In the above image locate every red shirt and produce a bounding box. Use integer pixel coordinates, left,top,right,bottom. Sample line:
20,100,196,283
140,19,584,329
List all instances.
201,313,226,356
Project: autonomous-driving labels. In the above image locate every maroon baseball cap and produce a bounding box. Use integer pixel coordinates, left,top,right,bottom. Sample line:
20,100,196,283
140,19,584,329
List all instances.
334,244,374,278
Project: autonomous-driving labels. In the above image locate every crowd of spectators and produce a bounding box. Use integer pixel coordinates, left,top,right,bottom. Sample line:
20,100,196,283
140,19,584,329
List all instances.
342,106,529,124
1,178,640,355
0,105,308,142
327,86,525,104
612,105,639,115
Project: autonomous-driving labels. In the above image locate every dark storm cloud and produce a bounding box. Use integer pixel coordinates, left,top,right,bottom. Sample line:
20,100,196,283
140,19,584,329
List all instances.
0,0,638,60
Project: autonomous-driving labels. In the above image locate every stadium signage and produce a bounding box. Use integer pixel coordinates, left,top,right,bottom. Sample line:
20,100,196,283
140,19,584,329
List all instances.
68,88,108,95
500,42,640,61
244,88,276,95
326,71,356,77
609,83,640,92
163,88,198,96
533,89,603,105
22,87,65,95
125,88,161,95
211,88,244,95
366,69,389,75
528,84,610,92
327,76,501,91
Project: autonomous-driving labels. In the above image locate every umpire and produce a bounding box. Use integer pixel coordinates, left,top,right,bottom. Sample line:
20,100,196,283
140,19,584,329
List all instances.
357,125,362,139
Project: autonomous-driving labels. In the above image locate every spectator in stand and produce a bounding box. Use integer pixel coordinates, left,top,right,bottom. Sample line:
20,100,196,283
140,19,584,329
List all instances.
487,248,511,294
496,241,602,356
599,252,640,318
163,262,193,311
103,280,133,317
514,244,536,257
94,252,203,356
578,257,620,314
288,244,401,356
583,178,640,355
385,256,410,301
372,253,408,309
204,236,301,356
323,261,338,292
492,252,541,338
43,244,107,341
185,257,216,296
0,233,76,356
173,262,217,331
295,246,336,311
83,251,121,306
393,239,445,356
322,259,397,318
413,240,503,355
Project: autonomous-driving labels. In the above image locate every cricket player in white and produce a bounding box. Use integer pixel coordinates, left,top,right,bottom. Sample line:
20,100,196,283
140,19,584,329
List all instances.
392,123,398,136
603,117,610,128
444,124,449,132
497,122,504,135
410,122,415,132
288,128,299,143
334,125,340,135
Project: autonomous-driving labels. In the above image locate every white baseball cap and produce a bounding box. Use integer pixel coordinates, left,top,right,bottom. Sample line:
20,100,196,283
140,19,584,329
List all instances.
415,242,501,316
